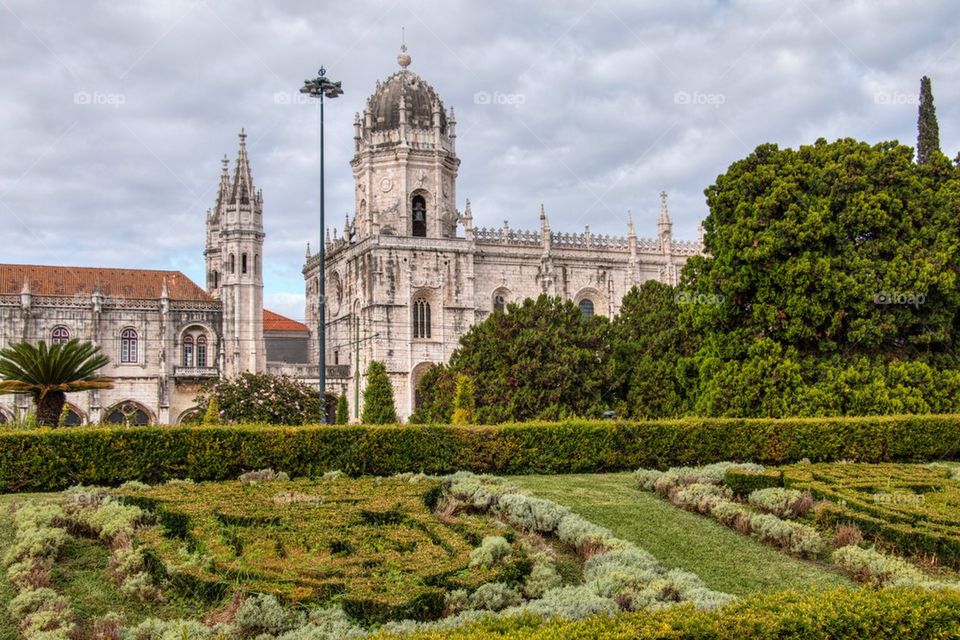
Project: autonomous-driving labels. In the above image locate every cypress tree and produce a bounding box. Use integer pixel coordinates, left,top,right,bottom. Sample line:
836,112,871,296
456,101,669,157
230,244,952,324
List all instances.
917,75,940,165
202,397,221,425
335,394,349,424
361,360,397,424
450,374,476,425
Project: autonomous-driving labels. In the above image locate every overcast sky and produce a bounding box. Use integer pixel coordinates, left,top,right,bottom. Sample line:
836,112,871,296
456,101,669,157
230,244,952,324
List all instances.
2,1,958,320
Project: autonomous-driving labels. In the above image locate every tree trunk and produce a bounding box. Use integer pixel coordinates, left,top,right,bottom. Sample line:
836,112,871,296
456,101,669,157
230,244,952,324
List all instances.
34,391,66,427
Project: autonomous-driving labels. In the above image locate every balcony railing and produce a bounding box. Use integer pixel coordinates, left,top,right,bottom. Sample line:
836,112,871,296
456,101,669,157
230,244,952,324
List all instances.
173,366,219,379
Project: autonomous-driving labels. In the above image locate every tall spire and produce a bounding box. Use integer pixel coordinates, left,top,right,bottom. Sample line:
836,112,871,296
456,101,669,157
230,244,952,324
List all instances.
626,209,635,237
215,154,229,211
658,190,671,226
231,128,255,204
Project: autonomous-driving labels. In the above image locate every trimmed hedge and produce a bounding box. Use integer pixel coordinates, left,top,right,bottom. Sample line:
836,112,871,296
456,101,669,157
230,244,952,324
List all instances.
724,468,783,496
1,414,960,492
369,588,960,639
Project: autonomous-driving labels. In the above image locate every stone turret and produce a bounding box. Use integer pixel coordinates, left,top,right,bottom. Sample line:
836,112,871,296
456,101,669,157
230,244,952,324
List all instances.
206,129,265,375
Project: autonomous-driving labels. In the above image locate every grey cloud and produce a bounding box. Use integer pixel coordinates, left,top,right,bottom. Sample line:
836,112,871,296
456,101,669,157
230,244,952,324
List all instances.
2,0,959,323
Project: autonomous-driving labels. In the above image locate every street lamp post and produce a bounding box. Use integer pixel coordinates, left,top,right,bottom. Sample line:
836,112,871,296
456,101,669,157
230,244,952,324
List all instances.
301,67,343,421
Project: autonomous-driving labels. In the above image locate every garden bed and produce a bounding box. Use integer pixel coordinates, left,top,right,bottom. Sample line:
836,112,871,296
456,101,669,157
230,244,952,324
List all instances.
2,472,731,640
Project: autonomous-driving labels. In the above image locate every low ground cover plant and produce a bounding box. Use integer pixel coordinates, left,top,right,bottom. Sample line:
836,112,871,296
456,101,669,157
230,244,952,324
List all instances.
634,461,960,590
3,472,730,639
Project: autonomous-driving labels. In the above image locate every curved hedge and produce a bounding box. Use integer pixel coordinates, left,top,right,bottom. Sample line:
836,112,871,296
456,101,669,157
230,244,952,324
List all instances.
369,588,960,639
1,414,959,492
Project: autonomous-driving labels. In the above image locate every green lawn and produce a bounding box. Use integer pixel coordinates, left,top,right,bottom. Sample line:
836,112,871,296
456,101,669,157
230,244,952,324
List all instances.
508,473,853,596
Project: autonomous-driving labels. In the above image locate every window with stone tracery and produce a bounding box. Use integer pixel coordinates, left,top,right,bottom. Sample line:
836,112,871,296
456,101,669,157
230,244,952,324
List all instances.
197,336,207,367
182,335,194,367
51,326,70,344
120,328,138,364
412,299,431,339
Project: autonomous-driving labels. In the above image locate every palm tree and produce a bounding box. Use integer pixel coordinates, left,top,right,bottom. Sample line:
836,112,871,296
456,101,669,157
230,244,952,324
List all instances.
0,340,113,426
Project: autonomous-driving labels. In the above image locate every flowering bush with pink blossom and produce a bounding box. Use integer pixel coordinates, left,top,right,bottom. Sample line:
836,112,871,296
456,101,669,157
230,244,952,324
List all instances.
196,373,329,425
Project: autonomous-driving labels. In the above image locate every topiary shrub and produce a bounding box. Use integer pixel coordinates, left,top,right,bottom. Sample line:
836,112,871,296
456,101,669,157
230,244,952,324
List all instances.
466,582,522,611
450,375,476,425
468,536,511,568
523,556,563,598
362,361,397,425
633,468,663,491
234,593,301,638
335,395,349,425
724,467,783,496
748,487,814,518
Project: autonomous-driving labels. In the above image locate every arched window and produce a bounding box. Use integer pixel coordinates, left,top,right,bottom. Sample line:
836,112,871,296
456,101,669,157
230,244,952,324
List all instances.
62,406,83,426
413,299,431,339
106,402,150,426
578,299,595,320
120,329,138,364
51,326,70,344
213,271,219,289
197,336,208,367
182,335,194,367
229,254,236,274
493,295,506,314
412,195,427,237
242,253,248,274
254,254,260,275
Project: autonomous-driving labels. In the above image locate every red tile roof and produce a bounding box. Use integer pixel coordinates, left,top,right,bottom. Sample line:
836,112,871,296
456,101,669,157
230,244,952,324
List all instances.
0,264,213,301
263,309,309,333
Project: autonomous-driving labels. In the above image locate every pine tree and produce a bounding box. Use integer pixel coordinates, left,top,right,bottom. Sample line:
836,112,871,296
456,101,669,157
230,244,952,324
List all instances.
335,394,349,424
917,75,940,165
361,361,397,424
450,375,476,425
202,397,221,425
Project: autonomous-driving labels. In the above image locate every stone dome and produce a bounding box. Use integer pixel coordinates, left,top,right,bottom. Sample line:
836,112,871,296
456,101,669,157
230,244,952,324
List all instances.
367,69,447,133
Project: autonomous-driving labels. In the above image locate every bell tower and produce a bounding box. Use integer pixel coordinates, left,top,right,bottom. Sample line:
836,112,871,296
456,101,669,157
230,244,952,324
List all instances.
350,45,460,240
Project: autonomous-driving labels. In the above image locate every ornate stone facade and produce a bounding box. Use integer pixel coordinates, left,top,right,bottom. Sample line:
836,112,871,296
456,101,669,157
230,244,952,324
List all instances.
303,47,704,422
0,134,308,426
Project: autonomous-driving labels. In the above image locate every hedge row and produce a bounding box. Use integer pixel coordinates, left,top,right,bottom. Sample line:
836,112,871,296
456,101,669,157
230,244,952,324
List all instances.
369,588,960,640
1,414,959,492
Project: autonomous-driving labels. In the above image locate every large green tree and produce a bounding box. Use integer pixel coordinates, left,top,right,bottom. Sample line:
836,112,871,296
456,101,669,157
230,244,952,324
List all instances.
684,137,960,416
611,281,698,419
0,340,113,426
917,75,941,165
414,295,612,423
687,138,960,362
